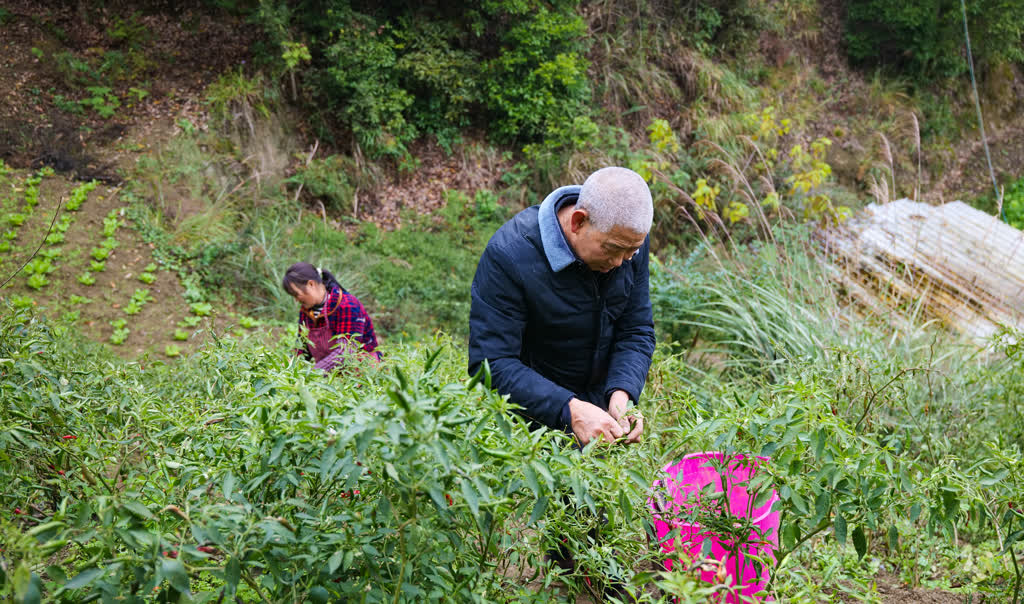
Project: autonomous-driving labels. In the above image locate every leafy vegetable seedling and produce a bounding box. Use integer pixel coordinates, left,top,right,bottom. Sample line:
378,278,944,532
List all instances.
190,302,213,317
26,273,49,290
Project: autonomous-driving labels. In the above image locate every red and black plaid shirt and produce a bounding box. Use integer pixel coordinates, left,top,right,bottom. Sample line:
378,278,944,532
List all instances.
298,286,379,355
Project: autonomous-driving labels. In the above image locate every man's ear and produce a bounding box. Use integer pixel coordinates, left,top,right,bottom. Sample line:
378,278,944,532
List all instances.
569,208,589,234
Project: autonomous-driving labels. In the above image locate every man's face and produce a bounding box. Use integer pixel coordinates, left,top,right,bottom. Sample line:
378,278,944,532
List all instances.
573,219,647,273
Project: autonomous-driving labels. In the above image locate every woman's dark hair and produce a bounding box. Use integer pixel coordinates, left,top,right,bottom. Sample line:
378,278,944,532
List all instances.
282,262,343,295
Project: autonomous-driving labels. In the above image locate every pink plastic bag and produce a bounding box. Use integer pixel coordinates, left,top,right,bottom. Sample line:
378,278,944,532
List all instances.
649,452,780,602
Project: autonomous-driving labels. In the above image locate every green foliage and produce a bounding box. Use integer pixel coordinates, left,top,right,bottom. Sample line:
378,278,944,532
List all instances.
66,180,98,211
52,93,84,115
285,155,357,213
79,86,121,118
667,0,778,56
479,7,593,145
106,11,151,48
179,316,203,328
122,289,153,316
50,43,152,90
341,189,506,338
110,327,130,344
164,343,181,357
8,295,34,309
205,70,274,126
650,245,717,347
26,273,49,290
190,301,214,317
845,0,1024,80
972,174,1024,229
25,257,55,275
985,176,1024,229
0,315,666,602
78,272,97,286
1005,179,1024,230
54,215,73,234
254,0,592,156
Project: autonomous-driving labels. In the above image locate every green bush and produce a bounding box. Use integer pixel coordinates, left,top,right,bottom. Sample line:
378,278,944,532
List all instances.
845,0,1024,79
351,189,507,338
253,0,592,156
285,155,356,213
1000,176,1024,230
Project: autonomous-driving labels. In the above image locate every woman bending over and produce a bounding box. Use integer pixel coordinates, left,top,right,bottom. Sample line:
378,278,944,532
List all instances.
282,262,380,372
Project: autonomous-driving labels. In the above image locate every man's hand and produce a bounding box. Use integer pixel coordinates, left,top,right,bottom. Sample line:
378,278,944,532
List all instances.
568,398,624,446
607,390,644,444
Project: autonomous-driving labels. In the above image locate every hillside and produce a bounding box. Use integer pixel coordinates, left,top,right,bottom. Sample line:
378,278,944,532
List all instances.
2,1,1024,602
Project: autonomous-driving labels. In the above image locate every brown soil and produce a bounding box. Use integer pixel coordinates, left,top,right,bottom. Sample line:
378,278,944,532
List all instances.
0,173,251,359
349,137,516,231
857,570,983,603
0,0,257,179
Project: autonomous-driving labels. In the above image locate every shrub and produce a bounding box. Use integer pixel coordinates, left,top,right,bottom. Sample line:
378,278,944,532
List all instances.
285,155,356,213
253,0,593,155
845,0,1024,80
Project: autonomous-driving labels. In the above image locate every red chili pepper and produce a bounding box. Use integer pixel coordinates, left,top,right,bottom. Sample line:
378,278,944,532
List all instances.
14,507,23,515
197,546,217,554
445,493,454,506
57,470,65,476
163,550,178,558
353,489,359,496
62,435,77,440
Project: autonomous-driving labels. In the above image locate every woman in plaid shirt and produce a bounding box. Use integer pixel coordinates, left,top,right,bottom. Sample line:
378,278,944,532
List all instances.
282,262,381,372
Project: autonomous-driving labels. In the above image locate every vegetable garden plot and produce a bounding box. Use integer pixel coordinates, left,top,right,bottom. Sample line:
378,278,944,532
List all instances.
821,199,1024,342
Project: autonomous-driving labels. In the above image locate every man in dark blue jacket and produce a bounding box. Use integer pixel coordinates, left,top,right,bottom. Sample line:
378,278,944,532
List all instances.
469,166,655,446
